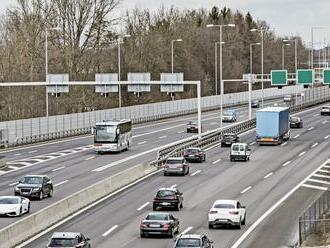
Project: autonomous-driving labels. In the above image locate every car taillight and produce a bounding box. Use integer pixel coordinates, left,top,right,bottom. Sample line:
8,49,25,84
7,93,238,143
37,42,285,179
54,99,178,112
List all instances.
209,210,218,214
94,144,102,147
229,211,239,215
140,223,147,228
163,224,170,229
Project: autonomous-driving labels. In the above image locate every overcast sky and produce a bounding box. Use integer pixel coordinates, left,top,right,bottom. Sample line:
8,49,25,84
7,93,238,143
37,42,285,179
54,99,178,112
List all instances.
1,0,329,46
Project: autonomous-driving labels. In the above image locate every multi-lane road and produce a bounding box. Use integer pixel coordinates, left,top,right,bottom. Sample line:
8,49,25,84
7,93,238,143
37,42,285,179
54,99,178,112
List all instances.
15,102,330,248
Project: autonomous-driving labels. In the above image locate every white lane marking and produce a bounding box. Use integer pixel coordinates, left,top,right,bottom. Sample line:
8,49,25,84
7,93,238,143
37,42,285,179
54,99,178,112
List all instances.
249,141,256,146
281,142,287,146
240,186,252,194
212,159,221,164
191,170,201,177
293,134,300,139
159,136,167,139
54,180,69,187
313,174,330,179
264,172,273,179
319,169,330,173
102,225,119,237
325,135,330,140
52,166,66,172
28,150,38,154
14,153,21,156
308,127,315,131
137,202,150,211
302,184,328,191
8,165,19,170
205,143,220,151
85,156,95,161
312,143,319,148
282,161,292,167
170,184,177,189
322,120,328,124
307,178,330,185
9,182,18,186
180,226,193,235
313,114,319,117
210,122,218,125
177,131,185,134
324,165,330,169
298,151,306,157
231,159,330,248
138,141,147,145
7,161,33,166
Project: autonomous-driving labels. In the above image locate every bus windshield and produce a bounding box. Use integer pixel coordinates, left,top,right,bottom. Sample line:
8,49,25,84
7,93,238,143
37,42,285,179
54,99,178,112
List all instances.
95,125,117,143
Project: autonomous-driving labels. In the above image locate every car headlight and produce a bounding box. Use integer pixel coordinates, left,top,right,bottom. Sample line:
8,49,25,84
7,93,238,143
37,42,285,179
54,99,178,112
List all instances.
15,187,19,191
32,187,41,192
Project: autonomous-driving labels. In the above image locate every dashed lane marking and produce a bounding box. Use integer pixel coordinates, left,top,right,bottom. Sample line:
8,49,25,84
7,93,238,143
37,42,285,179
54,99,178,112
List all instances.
102,225,119,237
137,202,150,211
240,186,252,194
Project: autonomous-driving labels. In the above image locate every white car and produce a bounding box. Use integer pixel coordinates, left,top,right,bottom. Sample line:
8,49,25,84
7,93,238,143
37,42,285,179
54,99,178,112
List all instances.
208,200,246,229
0,196,30,217
321,106,330,116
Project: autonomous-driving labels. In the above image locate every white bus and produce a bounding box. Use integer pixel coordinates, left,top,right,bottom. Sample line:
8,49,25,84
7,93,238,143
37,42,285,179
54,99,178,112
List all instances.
93,120,132,153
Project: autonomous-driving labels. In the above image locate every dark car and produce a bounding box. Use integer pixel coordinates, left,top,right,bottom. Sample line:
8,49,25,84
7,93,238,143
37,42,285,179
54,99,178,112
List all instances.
187,121,201,133
140,212,180,238
153,188,183,211
14,175,53,200
183,147,206,163
221,133,239,147
289,116,303,128
174,234,214,248
164,157,189,176
47,232,91,248
251,100,260,108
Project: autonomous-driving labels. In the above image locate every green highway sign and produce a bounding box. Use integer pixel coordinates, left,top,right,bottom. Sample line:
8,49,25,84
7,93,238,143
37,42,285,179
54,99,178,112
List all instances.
297,69,314,85
323,69,330,85
271,70,288,86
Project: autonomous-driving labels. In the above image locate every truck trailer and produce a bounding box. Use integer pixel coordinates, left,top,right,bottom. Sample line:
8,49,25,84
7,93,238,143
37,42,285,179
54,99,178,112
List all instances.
256,107,290,145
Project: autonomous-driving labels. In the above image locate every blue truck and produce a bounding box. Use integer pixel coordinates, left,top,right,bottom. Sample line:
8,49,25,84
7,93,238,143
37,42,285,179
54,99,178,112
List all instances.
256,107,290,145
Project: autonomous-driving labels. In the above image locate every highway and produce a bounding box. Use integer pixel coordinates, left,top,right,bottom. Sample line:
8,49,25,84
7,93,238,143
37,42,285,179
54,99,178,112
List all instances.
22,103,330,248
0,99,282,229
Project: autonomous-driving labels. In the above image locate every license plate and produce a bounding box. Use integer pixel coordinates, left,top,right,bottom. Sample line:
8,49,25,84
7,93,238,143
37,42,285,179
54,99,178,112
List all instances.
219,219,227,222
226,142,231,144
149,224,161,228
161,202,171,206
189,155,194,157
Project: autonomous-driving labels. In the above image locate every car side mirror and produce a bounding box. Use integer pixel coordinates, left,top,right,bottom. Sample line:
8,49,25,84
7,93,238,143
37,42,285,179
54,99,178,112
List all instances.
86,237,90,241
210,240,214,243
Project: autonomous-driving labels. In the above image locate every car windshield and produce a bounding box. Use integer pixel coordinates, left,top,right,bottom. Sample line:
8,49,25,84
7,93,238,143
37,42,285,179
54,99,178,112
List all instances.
188,121,197,125
291,117,299,122
186,148,199,154
167,159,183,164
20,177,42,184
214,203,235,209
322,107,330,110
0,198,19,204
95,125,117,143
157,190,175,197
176,238,201,247
49,238,76,247
223,111,233,116
146,213,169,221
224,134,234,139
232,145,240,151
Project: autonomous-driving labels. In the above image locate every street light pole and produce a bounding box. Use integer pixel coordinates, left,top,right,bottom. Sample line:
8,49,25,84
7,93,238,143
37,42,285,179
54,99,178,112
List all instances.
283,39,298,102
215,42,218,95
171,39,183,73
249,42,260,120
282,43,291,69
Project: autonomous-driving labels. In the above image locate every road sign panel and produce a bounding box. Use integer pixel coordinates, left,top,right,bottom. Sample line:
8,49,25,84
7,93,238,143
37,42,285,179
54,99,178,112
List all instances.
127,73,151,93
46,74,69,94
95,73,118,93
160,73,184,93
323,69,330,85
271,70,287,86
297,69,314,85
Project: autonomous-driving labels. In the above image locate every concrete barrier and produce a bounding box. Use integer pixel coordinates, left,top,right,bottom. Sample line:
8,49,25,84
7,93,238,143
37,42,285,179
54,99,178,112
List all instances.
0,162,157,248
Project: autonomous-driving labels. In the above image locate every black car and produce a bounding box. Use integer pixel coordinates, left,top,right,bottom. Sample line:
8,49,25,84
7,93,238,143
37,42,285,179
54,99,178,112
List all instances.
153,188,183,211
184,147,206,162
221,133,239,147
251,100,260,108
14,175,53,200
187,121,201,133
289,116,303,128
140,212,180,238
174,234,214,248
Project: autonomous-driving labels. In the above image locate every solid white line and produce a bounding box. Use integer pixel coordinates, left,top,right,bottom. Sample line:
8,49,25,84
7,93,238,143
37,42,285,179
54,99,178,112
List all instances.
249,141,256,146
312,143,319,148
319,169,330,173
54,180,69,187
264,172,273,179
231,159,330,248
308,127,315,131
14,153,21,156
9,182,18,186
313,114,319,117
191,170,201,176
102,225,119,237
293,134,300,139
313,174,330,179
6,161,32,166
308,178,330,185
323,165,330,169
281,142,287,146
28,150,38,154
137,202,150,211
282,161,291,167
302,184,328,191
298,151,306,157
85,156,95,161
212,159,221,164
159,136,167,139
137,141,147,145
325,135,330,140
8,165,19,170
52,166,66,172
180,226,193,235
177,131,185,134
240,186,252,194
170,184,177,189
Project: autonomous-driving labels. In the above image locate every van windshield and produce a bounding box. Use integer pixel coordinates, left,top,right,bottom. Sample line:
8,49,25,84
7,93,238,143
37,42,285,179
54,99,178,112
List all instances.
232,145,240,151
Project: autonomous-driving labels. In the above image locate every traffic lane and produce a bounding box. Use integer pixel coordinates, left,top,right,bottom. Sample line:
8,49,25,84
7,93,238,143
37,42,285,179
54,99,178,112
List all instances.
239,187,323,248
24,110,326,248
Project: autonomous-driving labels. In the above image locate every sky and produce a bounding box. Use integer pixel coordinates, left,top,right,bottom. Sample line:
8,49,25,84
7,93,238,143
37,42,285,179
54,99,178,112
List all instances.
0,0,329,47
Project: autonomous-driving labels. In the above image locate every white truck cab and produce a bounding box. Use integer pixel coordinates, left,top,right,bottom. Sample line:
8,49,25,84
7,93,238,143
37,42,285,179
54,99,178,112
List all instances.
230,143,251,162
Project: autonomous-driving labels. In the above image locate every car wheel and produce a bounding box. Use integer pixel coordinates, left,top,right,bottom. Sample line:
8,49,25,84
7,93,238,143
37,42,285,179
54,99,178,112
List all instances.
208,223,214,229
237,219,242,229
140,232,145,238
180,202,183,208
164,172,168,176
169,228,174,238
48,188,53,198
18,206,22,217
242,214,246,225
230,157,234,162
186,168,190,175
27,203,30,214
152,204,157,211
175,203,180,211
203,155,206,162
39,191,43,200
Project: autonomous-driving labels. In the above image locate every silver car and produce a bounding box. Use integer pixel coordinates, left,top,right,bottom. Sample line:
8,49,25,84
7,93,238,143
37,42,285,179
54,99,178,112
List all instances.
174,234,213,248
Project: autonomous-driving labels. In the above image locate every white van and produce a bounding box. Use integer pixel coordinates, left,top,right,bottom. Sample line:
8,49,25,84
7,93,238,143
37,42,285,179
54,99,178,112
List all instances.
230,143,251,162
